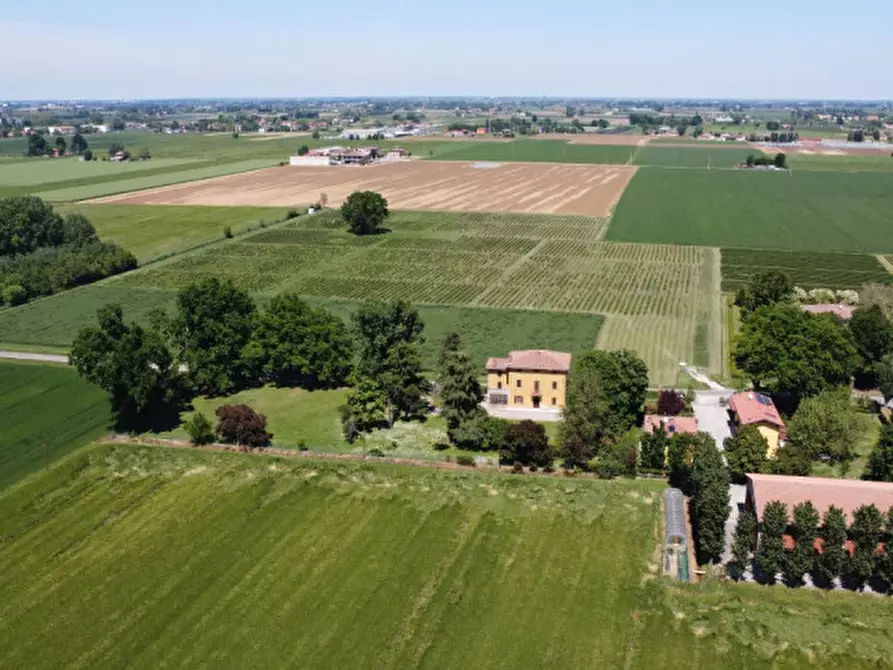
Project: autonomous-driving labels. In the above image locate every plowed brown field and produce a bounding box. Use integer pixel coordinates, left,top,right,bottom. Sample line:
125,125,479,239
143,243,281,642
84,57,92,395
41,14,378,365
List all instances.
90,161,637,216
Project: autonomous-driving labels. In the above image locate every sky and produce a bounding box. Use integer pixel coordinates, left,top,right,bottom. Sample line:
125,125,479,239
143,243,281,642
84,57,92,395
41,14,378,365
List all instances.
2,0,892,100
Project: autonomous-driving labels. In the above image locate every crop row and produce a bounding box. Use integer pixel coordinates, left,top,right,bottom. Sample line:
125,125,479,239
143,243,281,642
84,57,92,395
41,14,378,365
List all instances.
721,248,892,290
288,276,486,305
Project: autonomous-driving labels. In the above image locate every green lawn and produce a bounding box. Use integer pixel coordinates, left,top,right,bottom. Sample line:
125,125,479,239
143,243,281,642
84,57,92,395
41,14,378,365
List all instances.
0,361,110,490
0,157,200,187
788,153,893,173
430,139,634,164
607,168,893,253
2,444,893,668
34,159,277,202
60,204,289,262
721,248,892,291
633,145,756,168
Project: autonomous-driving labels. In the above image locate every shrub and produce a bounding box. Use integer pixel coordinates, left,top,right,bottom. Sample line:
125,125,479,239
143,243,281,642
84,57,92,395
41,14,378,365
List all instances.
223,225,233,239
286,209,300,220
656,389,685,415
512,461,524,474
433,442,450,451
215,404,272,447
501,420,551,466
296,440,309,452
2,284,27,306
456,454,476,467
368,447,385,457
83,149,93,161
185,411,215,445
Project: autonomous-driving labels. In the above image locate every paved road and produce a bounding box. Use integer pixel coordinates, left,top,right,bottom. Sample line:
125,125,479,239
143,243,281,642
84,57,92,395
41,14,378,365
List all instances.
0,350,69,364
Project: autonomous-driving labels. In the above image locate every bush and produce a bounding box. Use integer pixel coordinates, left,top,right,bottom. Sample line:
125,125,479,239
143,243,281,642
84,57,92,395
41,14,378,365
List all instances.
501,420,551,466
368,447,385,457
656,389,685,415
185,411,215,445
286,209,300,220
223,226,233,239
215,404,272,447
512,461,524,474
433,442,450,451
2,284,27,306
83,149,93,161
296,440,309,452
456,454,476,467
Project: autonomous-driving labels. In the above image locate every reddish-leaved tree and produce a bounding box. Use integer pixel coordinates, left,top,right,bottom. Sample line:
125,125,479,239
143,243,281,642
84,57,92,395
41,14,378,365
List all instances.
215,404,272,447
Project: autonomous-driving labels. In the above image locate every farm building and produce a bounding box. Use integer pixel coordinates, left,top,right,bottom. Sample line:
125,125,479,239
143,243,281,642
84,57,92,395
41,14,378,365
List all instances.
728,392,786,458
486,350,571,410
801,304,855,320
643,415,698,435
744,474,893,550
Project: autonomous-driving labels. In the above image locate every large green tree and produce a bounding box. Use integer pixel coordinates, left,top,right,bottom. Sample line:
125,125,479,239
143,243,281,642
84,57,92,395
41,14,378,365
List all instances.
734,270,794,317
353,300,428,424
640,427,670,471
735,304,858,398
756,501,788,583
667,432,714,494
816,506,848,586
502,420,552,467
559,359,609,468
785,387,860,466
341,191,389,235
70,304,181,430
850,305,893,369
437,332,483,433
0,196,64,256
689,435,730,564
784,501,819,586
723,425,769,484
173,278,258,395
248,293,352,388
731,510,756,579
877,507,893,587
863,423,893,482
847,504,884,590
875,352,893,403
70,132,88,154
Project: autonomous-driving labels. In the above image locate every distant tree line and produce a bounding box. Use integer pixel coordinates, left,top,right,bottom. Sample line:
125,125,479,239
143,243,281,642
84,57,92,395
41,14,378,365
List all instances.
0,197,136,306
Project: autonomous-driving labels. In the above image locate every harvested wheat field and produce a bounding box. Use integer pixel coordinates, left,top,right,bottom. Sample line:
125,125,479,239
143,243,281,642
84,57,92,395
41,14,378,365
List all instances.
90,161,637,216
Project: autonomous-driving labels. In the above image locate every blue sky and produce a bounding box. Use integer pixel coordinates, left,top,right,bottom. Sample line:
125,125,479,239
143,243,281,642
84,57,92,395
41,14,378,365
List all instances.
2,0,891,100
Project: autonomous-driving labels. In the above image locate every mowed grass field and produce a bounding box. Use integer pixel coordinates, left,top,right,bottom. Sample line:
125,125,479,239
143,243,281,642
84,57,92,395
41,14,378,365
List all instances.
607,168,893,253
0,361,109,490
632,144,756,168
431,139,635,164
59,204,289,262
721,248,893,291
2,444,892,669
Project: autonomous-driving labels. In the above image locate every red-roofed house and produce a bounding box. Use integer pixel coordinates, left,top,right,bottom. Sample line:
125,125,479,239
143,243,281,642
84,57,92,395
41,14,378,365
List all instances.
643,415,698,435
728,392,786,458
486,350,571,409
801,304,855,320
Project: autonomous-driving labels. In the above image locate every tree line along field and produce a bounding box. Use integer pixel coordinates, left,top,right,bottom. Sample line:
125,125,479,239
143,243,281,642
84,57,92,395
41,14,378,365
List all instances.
721,248,893,292
0,361,109,490
2,444,893,669
607,168,893,254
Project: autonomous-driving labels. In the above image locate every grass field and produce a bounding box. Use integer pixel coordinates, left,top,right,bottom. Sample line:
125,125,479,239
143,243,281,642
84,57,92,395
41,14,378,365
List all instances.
59,204,289,261
633,145,756,168
607,168,893,253
2,444,893,668
721,248,892,291
788,153,893,173
0,361,109,490
430,139,634,164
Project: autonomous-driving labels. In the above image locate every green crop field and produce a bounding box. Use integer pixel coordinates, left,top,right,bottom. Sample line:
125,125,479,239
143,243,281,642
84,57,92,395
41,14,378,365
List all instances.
788,153,893,173
430,139,634,164
0,210,716,384
0,361,109,490
633,145,756,168
607,168,893,253
59,204,289,262
0,157,200,187
2,444,892,669
721,248,893,291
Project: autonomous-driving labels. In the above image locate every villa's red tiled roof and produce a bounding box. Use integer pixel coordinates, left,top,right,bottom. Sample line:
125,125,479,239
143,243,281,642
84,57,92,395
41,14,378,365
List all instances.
486,350,571,373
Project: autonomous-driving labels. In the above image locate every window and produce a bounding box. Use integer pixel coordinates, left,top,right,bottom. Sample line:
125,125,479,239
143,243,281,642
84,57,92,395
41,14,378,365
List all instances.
551,397,557,406
534,380,540,393
552,381,558,390
497,381,502,389
516,379,522,388
514,395,523,405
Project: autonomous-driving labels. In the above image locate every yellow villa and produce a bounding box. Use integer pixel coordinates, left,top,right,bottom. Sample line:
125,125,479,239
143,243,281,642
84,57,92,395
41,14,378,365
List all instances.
486,350,571,410
728,391,787,458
